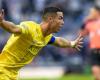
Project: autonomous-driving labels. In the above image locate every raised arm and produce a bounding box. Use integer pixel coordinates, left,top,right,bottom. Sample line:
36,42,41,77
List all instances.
0,9,22,34
53,34,83,51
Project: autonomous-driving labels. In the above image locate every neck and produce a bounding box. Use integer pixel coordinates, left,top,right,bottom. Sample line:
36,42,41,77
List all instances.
40,21,52,37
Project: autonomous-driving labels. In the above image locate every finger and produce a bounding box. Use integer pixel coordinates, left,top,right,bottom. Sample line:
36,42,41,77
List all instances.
78,33,83,38
78,36,83,41
76,47,80,51
76,34,83,41
78,41,83,44
0,9,4,15
75,44,83,51
75,39,83,45
0,9,3,13
77,42,83,45
77,45,83,48
0,9,2,13
79,37,83,40
80,37,84,40
2,9,4,14
77,37,83,43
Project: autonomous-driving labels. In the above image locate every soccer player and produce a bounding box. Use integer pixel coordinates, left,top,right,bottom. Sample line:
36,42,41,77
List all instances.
0,7,83,80
80,6,100,80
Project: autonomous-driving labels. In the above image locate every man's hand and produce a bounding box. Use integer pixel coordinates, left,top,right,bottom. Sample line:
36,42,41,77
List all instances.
0,9,4,23
70,34,83,51
0,9,22,34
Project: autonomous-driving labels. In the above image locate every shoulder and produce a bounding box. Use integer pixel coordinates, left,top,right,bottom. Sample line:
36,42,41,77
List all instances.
17,21,39,34
20,21,40,29
20,21,38,26
80,19,96,30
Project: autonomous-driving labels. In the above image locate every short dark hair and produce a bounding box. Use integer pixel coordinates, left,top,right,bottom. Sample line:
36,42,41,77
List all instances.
42,7,62,20
94,4,100,11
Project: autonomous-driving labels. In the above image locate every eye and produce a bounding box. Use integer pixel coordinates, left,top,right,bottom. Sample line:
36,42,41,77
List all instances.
59,16,63,20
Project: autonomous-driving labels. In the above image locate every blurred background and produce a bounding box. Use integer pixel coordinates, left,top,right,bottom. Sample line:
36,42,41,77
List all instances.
0,0,98,80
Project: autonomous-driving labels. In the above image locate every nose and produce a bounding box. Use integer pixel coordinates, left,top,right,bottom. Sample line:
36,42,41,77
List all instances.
62,21,64,25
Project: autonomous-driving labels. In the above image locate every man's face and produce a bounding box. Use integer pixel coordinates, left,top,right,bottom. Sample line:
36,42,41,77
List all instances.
49,12,64,33
90,8,100,19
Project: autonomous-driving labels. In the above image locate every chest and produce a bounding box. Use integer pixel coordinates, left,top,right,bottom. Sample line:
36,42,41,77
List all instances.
86,20,100,34
30,32,49,47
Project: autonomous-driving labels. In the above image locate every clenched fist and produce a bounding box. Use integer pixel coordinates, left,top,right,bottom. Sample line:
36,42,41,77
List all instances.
0,9,4,23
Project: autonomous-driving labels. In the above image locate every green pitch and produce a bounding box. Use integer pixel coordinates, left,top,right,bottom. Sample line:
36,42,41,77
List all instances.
19,74,93,80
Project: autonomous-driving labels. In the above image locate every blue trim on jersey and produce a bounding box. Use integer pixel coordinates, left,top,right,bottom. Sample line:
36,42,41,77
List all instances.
48,36,55,44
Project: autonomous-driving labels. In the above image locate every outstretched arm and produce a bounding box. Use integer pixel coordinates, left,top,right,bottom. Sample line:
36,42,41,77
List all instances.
52,34,83,51
0,9,22,34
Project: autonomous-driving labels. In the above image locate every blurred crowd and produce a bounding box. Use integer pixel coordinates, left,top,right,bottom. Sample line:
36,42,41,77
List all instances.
0,0,96,73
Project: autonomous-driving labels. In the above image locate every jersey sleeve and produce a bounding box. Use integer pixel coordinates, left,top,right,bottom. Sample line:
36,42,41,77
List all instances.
16,22,29,35
17,21,36,35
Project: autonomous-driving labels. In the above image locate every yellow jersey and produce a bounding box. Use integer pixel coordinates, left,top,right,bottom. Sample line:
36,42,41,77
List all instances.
0,21,52,67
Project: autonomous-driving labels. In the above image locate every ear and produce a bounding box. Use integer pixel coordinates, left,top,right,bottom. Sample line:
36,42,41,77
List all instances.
48,16,53,22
